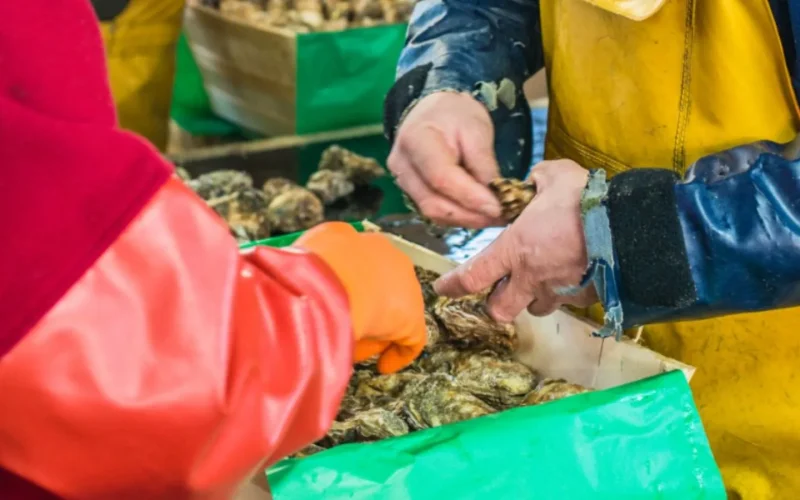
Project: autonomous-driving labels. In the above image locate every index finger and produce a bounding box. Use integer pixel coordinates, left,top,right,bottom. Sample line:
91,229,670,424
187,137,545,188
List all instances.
403,131,502,218
434,231,513,297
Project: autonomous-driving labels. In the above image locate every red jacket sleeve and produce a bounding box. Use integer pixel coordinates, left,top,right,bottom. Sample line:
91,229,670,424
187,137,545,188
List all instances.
0,179,354,499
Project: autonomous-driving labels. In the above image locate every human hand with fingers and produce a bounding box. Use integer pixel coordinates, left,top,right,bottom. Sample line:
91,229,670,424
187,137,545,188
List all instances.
434,160,598,321
387,92,505,228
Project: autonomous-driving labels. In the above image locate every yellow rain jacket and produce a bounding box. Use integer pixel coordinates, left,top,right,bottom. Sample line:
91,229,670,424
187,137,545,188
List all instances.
97,0,185,151
388,0,800,497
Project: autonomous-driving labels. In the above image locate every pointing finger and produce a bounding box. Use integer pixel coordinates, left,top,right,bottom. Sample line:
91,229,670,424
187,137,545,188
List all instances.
485,274,537,323
434,231,513,297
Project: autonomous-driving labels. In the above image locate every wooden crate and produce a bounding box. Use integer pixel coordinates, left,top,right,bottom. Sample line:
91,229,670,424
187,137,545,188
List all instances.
183,2,406,136
184,4,298,136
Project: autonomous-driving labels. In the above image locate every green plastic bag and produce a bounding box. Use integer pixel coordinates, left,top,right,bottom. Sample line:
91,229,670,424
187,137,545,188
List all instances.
267,371,725,499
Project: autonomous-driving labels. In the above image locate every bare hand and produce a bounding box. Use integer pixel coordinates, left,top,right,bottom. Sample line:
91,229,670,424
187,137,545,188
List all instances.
434,160,598,321
388,92,504,228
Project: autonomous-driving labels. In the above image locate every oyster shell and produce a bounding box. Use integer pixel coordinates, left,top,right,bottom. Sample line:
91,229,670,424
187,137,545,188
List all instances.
414,266,440,307
521,378,590,406
175,166,191,182
322,408,410,446
305,169,355,204
433,293,518,354
319,145,385,185
267,187,324,233
401,373,496,429
209,187,271,242
424,310,442,345
450,351,538,407
291,443,326,459
488,177,536,222
354,371,426,400
413,343,462,373
187,170,253,200
262,176,298,202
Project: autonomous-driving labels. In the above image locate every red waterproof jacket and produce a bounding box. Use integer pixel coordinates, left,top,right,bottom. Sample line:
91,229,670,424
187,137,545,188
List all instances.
0,1,353,497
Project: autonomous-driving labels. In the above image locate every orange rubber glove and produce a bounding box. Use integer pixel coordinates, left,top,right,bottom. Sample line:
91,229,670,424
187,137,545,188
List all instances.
294,222,427,373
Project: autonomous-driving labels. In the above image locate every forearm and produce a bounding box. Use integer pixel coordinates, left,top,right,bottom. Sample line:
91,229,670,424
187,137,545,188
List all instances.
584,140,800,336
384,0,543,178
0,180,353,498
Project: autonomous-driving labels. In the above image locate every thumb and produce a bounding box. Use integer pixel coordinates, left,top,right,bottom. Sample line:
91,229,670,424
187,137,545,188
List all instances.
353,339,390,363
434,231,513,297
376,342,425,374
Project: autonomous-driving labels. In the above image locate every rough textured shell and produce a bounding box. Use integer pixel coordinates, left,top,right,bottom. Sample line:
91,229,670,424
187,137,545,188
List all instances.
401,373,496,429
451,351,538,407
323,408,410,446
424,310,442,346
488,177,536,222
355,371,426,400
211,188,271,242
305,169,355,204
415,266,440,307
175,167,191,182
319,145,385,185
262,177,298,203
521,378,590,406
433,293,518,354
291,443,326,459
188,170,253,200
267,187,324,233
413,344,462,373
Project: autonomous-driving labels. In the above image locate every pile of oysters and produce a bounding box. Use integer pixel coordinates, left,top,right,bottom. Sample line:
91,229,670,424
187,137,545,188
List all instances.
177,145,385,243
199,0,416,33
293,266,590,459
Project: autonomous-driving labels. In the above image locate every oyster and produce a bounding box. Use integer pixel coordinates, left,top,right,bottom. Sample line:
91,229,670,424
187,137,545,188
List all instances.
292,443,326,459
488,177,536,222
322,408,409,446
336,393,374,420
433,293,518,354
424,310,442,345
305,169,355,204
413,343,462,373
187,170,253,200
401,373,496,429
262,176,298,202
521,378,590,406
354,371,426,400
414,266,440,307
319,145,385,185
210,0,416,31
267,187,324,233
175,166,191,182
450,351,538,407
209,187,271,242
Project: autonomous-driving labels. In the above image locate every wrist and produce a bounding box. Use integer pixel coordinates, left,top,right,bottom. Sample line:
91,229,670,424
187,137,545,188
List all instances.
578,169,624,338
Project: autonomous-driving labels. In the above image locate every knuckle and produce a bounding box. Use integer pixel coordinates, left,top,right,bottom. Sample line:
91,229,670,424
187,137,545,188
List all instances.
387,150,403,173
457,270,486,295
426,172,449,191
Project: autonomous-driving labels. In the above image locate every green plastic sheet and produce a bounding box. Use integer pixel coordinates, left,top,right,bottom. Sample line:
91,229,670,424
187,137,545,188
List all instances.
240,221,365,249
172,24,406,137
171,33,241,138
295,25,407,134
267,371,725,499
